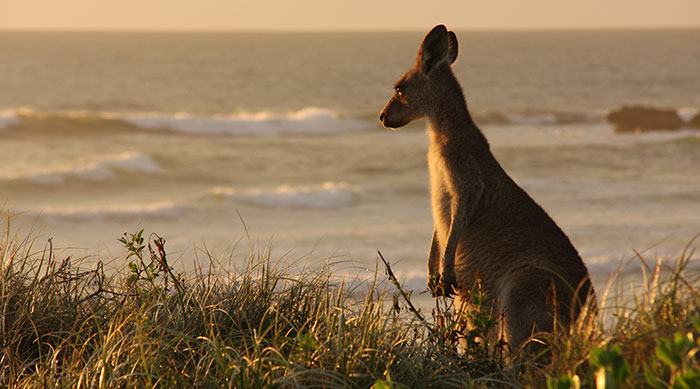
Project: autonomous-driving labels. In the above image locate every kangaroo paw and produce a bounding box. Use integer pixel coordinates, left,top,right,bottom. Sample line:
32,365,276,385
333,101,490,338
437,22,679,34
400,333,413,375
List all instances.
439,271,457,297
428,273,442,296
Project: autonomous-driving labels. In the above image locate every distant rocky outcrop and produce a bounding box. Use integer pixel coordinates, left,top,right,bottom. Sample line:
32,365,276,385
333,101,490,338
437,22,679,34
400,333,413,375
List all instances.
687,110,700,129
606,105,683,133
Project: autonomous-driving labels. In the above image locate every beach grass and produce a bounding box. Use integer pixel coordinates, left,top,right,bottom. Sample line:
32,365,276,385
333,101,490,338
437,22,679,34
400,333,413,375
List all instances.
1,216,698,388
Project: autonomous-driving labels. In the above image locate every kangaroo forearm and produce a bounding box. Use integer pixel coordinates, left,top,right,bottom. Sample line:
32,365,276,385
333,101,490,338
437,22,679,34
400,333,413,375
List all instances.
428,229,440,276
443,171,485,264
442,212,464,272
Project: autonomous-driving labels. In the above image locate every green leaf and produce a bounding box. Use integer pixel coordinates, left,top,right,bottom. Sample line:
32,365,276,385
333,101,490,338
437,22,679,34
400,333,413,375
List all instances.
656,332,693,369
675,369,700,389
589,345,630,387
656,339,676,368
547,375,577,389
372,380,391,389
645,370,666,389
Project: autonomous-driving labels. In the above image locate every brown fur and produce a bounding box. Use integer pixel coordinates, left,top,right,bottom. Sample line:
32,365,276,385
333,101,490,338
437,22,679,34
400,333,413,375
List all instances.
379,25,595,352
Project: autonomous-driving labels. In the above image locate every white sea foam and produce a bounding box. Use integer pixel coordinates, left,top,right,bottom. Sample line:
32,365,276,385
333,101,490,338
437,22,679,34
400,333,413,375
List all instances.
396,270,432,293
0,109,21,130
121,107,370,136
213,182,353,209
504,113,558,125
30,201,186,220
0,107,372,136
485,123,700,149
0,151,160,184
582,253,675,279
679,107,700,123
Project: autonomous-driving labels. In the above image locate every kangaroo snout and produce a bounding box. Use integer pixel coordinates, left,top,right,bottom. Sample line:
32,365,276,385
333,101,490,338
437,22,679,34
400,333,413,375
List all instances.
379,98,412,129
379,107,395,129
379,103,395,128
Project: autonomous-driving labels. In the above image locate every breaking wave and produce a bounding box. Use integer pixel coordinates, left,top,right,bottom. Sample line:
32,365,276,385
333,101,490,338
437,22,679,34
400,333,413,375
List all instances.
0,151,160,184
0,109,20,130
122,107,370,136
213,182,353,209
26,201,186,221
472,110,605,126
2,105,695,137
0,107,372,136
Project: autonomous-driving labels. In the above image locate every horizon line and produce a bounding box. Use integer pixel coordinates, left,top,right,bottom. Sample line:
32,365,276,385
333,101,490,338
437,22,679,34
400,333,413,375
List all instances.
1,25,700,34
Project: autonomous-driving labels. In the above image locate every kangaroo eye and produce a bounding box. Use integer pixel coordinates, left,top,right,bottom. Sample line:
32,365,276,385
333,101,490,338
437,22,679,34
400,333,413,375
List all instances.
395,86,404,96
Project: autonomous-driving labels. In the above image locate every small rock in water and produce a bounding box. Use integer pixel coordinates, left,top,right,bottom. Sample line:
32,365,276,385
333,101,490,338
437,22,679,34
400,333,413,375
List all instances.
606,105,683,133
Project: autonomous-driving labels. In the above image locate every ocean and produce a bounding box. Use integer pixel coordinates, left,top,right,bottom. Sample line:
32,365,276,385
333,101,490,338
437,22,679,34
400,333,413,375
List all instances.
1,29,699,297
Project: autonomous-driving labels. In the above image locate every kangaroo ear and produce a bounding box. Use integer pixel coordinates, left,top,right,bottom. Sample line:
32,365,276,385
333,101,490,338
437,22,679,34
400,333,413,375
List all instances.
447,31,458,65
419,25,449,75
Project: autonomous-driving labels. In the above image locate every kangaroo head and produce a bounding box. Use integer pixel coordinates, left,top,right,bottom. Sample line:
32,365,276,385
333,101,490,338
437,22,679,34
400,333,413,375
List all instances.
379,25,459,129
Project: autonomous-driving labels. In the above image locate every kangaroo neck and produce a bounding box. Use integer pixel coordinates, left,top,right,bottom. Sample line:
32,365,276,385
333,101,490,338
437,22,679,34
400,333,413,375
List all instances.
424,71,488,149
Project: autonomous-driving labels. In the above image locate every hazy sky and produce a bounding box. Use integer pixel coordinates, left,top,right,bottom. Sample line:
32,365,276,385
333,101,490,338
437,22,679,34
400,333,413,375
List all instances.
2,0,699,31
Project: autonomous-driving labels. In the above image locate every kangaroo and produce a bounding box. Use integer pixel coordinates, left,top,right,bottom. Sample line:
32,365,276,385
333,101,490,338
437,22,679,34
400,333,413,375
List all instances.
379,25,595,353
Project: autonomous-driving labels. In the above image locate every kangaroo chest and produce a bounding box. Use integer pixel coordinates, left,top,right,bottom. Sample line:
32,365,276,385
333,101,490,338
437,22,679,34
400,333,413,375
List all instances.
427,141,454,244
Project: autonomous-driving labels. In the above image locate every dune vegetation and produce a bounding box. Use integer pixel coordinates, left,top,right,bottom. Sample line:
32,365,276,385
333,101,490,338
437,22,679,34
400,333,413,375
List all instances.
1,215,699,388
